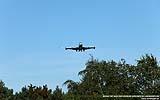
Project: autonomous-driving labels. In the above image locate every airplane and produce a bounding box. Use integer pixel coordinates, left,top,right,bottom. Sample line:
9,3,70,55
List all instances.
65,42,95,52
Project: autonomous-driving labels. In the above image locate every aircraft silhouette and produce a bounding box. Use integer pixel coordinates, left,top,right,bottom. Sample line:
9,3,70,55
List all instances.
65,42,95,52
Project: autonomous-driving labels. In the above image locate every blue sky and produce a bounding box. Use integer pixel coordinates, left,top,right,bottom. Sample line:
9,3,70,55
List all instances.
0,0,160,92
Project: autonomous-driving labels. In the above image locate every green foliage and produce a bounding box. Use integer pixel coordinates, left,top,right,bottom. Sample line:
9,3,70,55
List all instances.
135,54,160,94
1,54,160,100
64,54,160,99
0,80,14,100
14,84,58,100
52,86,63,100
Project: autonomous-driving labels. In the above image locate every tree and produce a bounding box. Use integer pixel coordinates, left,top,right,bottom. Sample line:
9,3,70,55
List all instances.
63,80,79,95
135,54,160,94
52,86,63,100
1,54,160,100
0,80,14,100
64,54,160,100
14,84,53,100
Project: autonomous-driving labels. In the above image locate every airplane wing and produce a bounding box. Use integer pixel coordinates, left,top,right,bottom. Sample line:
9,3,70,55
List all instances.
65,47,79,51
82,46,95,50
